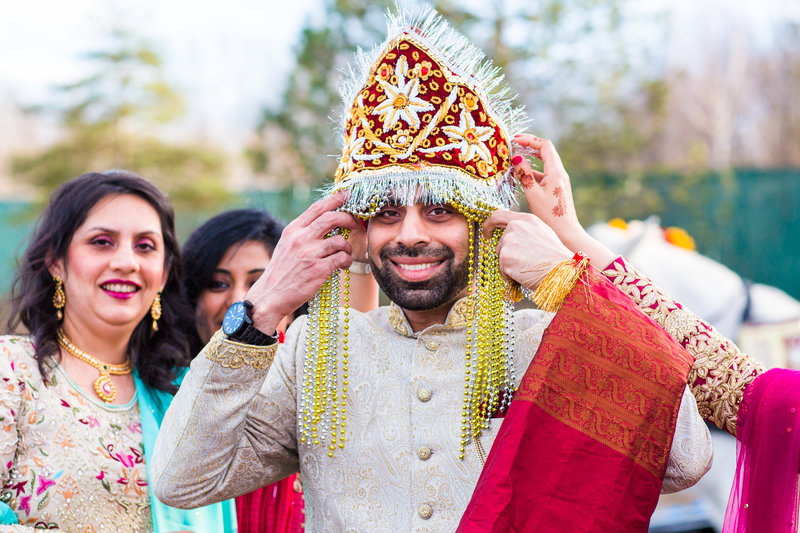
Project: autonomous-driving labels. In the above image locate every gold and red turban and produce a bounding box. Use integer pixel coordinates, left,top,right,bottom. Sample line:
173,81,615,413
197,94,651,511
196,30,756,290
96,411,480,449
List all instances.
327,7,527,216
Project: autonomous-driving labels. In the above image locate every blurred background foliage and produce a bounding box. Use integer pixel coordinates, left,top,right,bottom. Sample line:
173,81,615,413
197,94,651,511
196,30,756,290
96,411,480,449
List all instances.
10,28,232,212
248,0,800,220
3,0,800,295
248,0,658,191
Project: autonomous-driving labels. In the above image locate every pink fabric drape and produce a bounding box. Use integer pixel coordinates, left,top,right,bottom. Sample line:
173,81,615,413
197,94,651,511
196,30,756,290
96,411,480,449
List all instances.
724,368,800,532
235,474,304,533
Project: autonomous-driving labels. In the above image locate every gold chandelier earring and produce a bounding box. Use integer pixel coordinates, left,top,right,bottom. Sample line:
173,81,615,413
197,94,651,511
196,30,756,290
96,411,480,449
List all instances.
53,275,66,321
150,291,162,332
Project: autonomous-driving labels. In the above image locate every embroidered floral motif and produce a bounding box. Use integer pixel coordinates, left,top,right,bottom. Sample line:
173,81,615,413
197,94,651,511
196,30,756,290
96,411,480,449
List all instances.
0,335,151,531
390,128,415,149
446,298,472,328
331,15,519,197
461,92,479,111
441,108,494,164
376,62,393,80
79,415,100,428
602,257,766,435
476,159,490,177
56,474,79,502
497,143,509,159
18,493,31,513
372,55,433,131
117,467,147,496
414,60,433,80
338,129,367,176
55,424,74,449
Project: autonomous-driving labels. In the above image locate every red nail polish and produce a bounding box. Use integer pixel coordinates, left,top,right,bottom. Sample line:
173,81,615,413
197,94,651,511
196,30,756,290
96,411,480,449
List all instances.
511,155,523,165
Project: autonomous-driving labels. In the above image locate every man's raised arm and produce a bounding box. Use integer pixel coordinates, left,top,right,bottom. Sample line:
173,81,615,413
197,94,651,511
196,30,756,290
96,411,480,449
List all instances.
151,194,361,507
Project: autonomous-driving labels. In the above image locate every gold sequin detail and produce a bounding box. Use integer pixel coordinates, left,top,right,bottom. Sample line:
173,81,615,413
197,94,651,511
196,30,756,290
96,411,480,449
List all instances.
602,258,766,435
205,330,278,370
388,304,410,336
446,298,472,328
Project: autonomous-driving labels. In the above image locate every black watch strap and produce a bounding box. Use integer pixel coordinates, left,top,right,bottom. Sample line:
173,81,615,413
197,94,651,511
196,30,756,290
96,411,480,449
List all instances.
229,323,278,346
228,300,278,346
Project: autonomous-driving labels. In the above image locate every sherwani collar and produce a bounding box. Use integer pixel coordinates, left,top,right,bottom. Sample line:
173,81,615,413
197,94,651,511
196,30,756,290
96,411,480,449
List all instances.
388,297,472,337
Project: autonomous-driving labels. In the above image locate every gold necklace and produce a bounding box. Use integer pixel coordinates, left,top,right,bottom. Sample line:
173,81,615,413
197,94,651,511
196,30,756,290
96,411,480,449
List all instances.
57,329,133,403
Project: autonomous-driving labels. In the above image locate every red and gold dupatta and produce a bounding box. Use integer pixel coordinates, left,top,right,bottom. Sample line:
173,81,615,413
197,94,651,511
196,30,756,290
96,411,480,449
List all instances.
458,267,694,532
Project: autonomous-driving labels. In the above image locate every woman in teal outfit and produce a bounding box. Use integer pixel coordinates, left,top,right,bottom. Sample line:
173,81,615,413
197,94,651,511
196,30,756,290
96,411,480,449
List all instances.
1,171,235,532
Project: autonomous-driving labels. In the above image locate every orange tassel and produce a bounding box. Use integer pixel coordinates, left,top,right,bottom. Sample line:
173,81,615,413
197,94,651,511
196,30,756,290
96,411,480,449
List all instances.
506,280,524,303
531,252,590,312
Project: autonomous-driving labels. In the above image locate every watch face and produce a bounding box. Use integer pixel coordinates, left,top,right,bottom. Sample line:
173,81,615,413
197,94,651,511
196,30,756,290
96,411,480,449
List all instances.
222,301,247,335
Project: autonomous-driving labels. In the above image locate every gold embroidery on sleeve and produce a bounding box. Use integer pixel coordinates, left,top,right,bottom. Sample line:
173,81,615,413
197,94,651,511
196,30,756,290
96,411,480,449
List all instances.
204,330,278,370
602,259,766,435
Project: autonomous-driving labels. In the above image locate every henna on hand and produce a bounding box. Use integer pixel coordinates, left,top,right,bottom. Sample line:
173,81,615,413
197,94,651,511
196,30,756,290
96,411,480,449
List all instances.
516,166,535,189
552,186,566,217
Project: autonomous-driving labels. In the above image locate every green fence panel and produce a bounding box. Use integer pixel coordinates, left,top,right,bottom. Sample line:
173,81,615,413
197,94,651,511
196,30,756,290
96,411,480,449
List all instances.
0,171,797,299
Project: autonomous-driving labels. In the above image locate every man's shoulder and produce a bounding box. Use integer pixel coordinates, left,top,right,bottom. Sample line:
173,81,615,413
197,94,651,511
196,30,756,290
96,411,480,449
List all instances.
365,304,394,318
514,306,554,324
356,305,397,333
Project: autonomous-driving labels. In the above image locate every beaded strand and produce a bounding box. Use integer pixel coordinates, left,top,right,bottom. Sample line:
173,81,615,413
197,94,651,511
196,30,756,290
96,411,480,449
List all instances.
299,229,351,457
302,202,515,461
451,205,516,459
460,220,477,459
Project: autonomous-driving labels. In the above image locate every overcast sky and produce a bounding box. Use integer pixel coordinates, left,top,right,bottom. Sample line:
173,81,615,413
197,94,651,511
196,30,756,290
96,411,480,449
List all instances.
1,0,798,144
0,0,319,142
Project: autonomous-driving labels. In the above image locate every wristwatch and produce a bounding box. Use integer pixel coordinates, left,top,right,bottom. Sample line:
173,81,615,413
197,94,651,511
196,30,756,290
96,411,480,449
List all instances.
222,300,278,346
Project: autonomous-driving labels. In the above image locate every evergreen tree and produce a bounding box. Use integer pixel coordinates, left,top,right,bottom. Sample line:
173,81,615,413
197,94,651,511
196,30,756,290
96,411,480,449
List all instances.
11,28,231,210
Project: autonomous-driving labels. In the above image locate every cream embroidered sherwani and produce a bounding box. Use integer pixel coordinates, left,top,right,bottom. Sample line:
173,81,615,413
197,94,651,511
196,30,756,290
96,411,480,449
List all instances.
152,293,712,532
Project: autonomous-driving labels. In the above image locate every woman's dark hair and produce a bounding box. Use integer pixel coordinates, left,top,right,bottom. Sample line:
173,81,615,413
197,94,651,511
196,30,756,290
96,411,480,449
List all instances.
182,209,284,312
182,209,307,351
7,170,194,394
